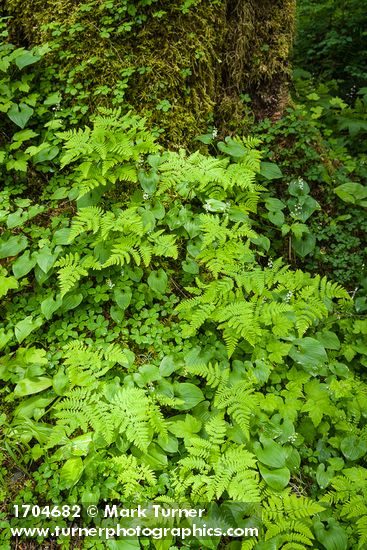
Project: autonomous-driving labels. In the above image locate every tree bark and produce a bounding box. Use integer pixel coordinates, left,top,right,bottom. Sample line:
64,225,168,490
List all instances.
3,0,296,145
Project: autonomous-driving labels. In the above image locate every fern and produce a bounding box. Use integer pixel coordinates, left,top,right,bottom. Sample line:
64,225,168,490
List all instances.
261,494,325,548
55,253,88,296
215,381,259,439
68,206,104,242
187,362,229,389
57,110,158,198
112,455,156,498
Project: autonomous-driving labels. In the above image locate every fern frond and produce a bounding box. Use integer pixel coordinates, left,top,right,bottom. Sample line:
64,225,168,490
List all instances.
55,253,88,296
188,362,229,389
68,206,104,242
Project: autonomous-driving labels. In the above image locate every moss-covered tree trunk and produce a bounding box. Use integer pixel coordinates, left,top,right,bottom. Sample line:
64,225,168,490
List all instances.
4,0,295,145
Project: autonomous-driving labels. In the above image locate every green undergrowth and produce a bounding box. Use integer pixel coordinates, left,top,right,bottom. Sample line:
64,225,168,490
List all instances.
248,73,367,309
1,104,367,550
0,16,367,550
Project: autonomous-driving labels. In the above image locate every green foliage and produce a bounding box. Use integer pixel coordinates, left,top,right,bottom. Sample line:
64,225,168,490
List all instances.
254,74,367,300
293,0,367,95
0,11,367,550
1,101,366,550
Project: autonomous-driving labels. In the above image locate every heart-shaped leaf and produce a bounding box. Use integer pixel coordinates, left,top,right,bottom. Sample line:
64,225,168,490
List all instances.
7,103,34,128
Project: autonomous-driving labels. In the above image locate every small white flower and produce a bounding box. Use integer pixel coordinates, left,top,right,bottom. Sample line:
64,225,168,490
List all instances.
143,192,150,200
106,278,115,289
268,259,273,268
212,127,218,139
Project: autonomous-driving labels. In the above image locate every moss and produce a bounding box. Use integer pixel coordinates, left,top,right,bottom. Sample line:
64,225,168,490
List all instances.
217,0,296,132
4,0,295,145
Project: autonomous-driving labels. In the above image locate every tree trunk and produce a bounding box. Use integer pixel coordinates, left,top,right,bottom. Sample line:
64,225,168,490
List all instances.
3,0,295,145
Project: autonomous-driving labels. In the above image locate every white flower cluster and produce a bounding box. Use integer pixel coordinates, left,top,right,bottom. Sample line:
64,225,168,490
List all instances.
268,259,273,268
106,279,115,289
292,203,303,217
143,192,150,200
284,290,293,302
298,177,305,190
212,127,218,139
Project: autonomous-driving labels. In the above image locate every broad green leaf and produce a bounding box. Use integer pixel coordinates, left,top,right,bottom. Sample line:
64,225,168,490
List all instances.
265,198,286,211
51,187,69,200
140,443,167,470
147,269,168,294
133,364,160,386
14,315,42,343
0,274,18,298
268,210,285,226
41,294,63,319
334,182,367,206
138,169,159,194
182,259,199,274
258,464,290,490
260,162,283,180
60,293,83,312
32,145,59,164
7,103,34,128
314,518,348,550
114,288,132,310
14,394,54,419
0,235,28,259
15,50,41,69
53,228,72,245
110,305,124,323
159,355,181,377
204,199,228,212
81,486,100,505
340,436,367,461
36,246,58,273
316,330,340,350
19,419,54,445
69,434,93,457
292,232,316,257
290,338,328,371
24,347,48,364
289,195,319,222
0,330,12,350
44,92,62,106
14,377,53,397
217,138,246,161
7,209,26,229
254,437,288,468
195,133,214,145
285,447,301,471
168,415,202,440
316,463,334,489
59,457,84,488
173,383,205,410
157,433,178,454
